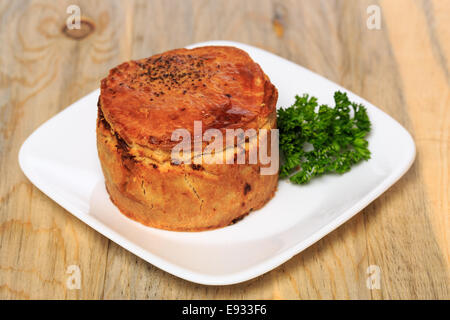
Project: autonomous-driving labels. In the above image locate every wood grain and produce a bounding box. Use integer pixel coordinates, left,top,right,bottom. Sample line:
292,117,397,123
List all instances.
0,0,448,299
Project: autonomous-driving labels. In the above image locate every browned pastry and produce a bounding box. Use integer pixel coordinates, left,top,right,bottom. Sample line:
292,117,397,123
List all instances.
97,46,278,231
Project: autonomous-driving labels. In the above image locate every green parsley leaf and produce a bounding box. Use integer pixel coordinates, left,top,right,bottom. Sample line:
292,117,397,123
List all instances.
277,91,372,184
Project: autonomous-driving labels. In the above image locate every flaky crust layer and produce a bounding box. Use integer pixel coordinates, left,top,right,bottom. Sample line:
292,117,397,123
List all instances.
100,46,277,150
97,46,279,231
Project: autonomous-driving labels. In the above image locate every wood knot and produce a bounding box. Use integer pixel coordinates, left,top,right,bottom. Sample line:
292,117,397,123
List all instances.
272,3,287,38
62,17,95,40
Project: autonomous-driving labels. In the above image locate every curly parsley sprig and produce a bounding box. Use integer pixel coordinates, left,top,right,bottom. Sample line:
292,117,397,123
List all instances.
277,91,371,184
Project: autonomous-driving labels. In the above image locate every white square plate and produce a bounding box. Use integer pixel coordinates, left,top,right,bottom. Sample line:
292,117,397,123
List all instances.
19,41,415,285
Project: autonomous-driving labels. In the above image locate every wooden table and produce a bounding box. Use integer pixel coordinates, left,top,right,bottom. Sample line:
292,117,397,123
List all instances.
0,0,448,299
